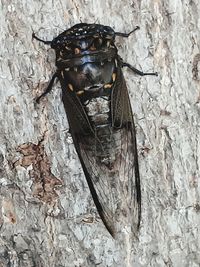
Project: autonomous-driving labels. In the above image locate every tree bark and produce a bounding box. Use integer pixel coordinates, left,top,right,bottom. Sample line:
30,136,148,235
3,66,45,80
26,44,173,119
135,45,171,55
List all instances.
0,0,200,266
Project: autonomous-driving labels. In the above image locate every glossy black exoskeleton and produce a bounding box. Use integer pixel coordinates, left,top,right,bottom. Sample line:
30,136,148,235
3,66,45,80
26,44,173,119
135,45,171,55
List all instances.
33,23,157,237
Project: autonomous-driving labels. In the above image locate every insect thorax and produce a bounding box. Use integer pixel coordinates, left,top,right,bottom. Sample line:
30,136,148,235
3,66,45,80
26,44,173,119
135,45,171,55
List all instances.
54,25,119,125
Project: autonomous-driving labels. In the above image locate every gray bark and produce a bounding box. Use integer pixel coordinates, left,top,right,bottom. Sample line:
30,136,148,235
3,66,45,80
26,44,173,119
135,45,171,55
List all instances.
0,0,200,266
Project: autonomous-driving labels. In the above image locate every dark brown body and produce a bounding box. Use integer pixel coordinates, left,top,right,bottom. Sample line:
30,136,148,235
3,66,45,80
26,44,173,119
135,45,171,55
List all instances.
33,23,157,237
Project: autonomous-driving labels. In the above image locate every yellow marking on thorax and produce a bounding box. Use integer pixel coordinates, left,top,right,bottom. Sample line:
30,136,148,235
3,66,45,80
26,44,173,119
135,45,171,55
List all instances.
90,44,96,51
107,40,110,47
112,73,116,82
65,46,71,50
104,83,112,89
73,67,78,72
61,71,64,78
76,90,84,96
75,48,80,54
68,84,74,91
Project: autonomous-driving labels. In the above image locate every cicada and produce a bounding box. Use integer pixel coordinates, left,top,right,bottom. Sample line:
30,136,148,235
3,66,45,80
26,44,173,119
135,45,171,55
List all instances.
33,23,157,237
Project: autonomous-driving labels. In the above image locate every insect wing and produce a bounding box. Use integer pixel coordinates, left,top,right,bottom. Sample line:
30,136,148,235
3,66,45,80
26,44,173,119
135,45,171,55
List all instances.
111,67,141,228
60,76,116,235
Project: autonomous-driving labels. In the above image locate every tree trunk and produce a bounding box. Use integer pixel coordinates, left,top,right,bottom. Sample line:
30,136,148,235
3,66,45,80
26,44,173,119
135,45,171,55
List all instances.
1,0,200,266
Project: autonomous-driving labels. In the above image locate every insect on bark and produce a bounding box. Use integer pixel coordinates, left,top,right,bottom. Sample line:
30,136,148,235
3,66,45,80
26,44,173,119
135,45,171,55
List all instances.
32,23,157,238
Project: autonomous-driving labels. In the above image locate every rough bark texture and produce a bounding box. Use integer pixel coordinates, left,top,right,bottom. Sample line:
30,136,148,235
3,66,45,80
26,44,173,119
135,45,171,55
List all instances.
1,0,200,266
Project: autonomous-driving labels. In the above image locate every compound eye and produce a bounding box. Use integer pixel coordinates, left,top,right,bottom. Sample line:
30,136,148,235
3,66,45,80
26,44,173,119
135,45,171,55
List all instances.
74,48,81,54
103,26,111,32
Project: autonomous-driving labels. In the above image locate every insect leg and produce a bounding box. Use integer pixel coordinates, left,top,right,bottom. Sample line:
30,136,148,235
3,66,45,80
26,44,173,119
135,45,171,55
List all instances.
36,72,58,103
115,26,140,37
122,62,158,76
32,33,52,45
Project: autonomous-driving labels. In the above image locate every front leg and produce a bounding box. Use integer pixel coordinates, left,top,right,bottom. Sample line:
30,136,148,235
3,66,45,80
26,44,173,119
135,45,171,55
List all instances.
32,33,52,45
115,26,140,37
36,72,58,103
